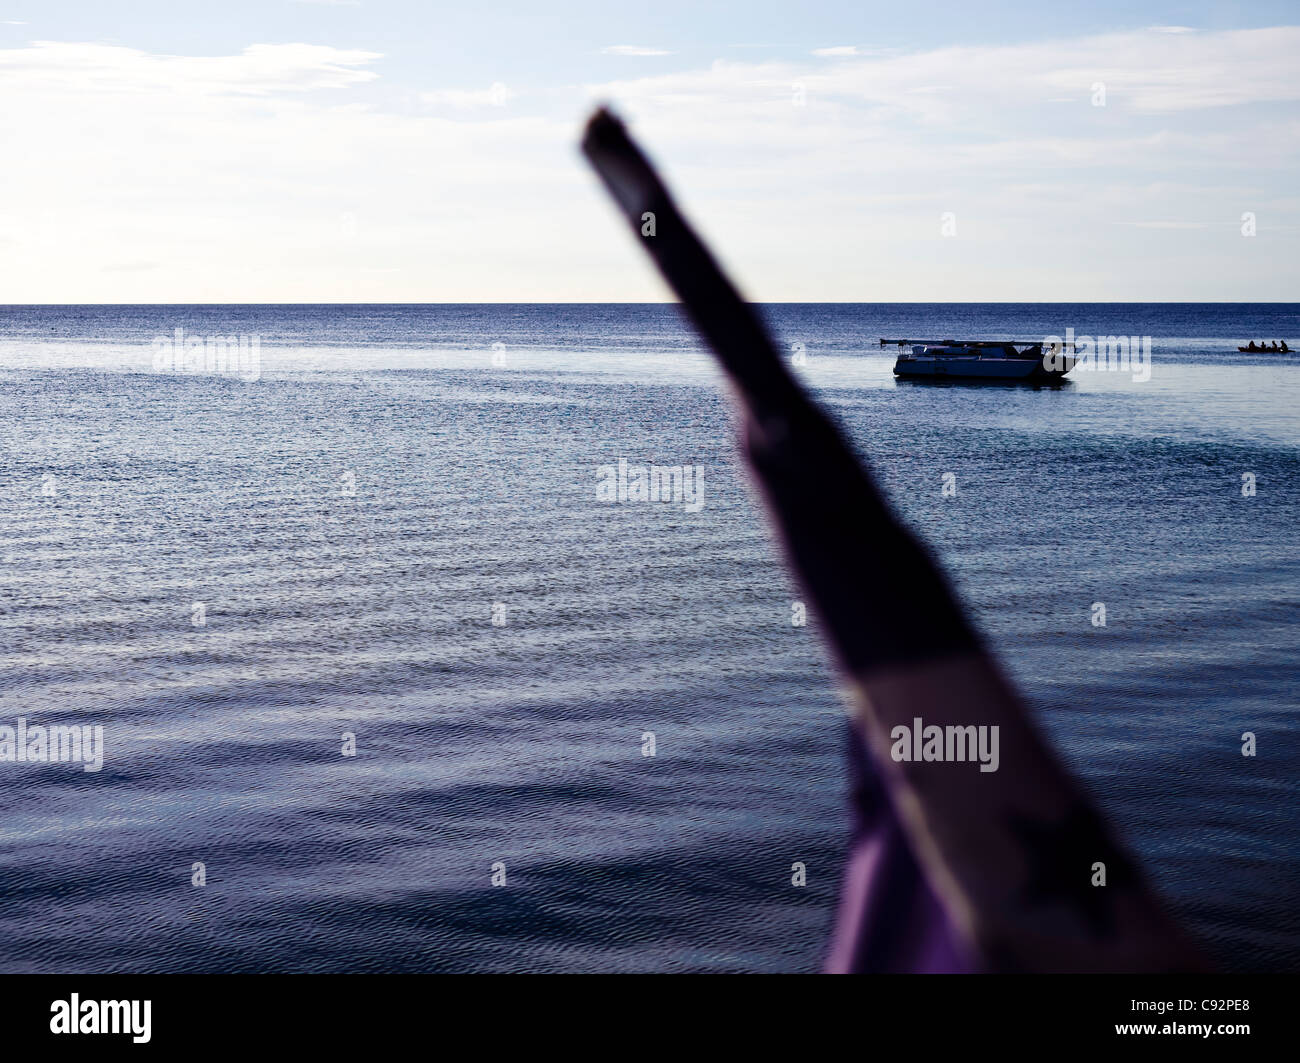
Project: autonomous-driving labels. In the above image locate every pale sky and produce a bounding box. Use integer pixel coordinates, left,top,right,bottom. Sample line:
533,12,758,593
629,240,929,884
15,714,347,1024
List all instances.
1,1,1297,302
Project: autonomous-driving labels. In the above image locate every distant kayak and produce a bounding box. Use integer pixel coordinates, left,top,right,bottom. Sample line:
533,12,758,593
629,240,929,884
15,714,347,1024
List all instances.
1238,343,1290,352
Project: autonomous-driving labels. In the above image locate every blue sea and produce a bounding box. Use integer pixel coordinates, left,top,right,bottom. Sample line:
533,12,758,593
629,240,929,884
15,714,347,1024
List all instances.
0,303,1296,972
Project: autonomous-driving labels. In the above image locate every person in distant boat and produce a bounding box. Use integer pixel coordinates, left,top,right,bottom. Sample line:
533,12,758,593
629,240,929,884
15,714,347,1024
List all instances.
1270,341,1280,351
1282,341,1291,352
1246,340,1258,350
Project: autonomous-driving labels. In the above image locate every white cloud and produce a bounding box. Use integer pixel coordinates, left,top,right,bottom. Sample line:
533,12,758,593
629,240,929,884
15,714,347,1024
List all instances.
812,46,862,57
594,26,1300,125
1148,26,1196,34
0,27,1296,302
420,82,515,108
573,27,1300,298
0,41,380,95
601,45,673,57
0,40,584,301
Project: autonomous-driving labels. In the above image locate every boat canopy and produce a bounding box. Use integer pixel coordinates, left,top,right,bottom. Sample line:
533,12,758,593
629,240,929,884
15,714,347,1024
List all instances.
880,338,1048,348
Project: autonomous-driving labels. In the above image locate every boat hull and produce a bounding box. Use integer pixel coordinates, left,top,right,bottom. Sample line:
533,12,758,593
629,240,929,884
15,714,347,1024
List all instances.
893,355,1074,382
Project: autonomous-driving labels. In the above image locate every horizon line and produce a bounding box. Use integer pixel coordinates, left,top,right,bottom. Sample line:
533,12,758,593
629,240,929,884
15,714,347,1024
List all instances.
3,300,1298,308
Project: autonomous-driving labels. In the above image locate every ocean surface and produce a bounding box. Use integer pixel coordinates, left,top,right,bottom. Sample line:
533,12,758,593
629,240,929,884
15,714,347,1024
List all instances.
0,303,1296,973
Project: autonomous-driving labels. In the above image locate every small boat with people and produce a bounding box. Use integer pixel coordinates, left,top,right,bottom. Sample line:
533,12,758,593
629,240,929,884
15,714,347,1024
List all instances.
1238,340,1290,352
881,338,1075,382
